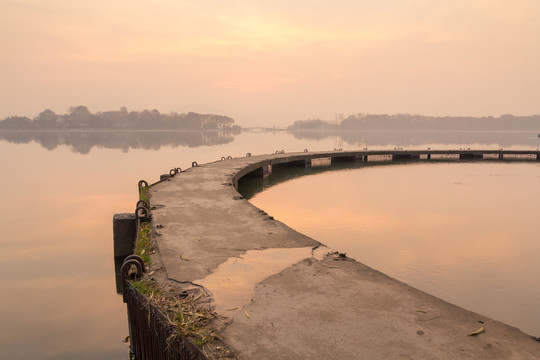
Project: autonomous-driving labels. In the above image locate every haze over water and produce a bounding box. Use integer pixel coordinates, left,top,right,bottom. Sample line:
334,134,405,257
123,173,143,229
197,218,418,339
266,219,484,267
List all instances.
1,0,540,358
2,1,539,126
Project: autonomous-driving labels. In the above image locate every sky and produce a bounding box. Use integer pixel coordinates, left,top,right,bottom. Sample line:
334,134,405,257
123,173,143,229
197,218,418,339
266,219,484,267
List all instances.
1,0,539,126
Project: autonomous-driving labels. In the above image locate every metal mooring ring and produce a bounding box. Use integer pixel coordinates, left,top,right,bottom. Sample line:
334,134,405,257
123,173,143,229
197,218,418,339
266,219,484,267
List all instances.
124,254,146,273
246,153,252,157
192,161,198,167
135,206,149,223
280,150,285,154
136,200,148,210
227,155,233,159
169,169,176,176
221,157,226,161
121,259,144,301
138,180,148,194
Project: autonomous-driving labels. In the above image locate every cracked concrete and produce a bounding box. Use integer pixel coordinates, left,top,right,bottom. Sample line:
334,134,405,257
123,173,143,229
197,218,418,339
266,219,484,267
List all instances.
149,151,540,359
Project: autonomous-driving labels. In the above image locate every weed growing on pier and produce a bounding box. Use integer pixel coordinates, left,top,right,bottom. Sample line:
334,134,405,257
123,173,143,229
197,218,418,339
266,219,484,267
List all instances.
135,223,153,265
131,276,219,348
131,183,232,356
139,185,151,204
130,278,160,297
166,290,217,346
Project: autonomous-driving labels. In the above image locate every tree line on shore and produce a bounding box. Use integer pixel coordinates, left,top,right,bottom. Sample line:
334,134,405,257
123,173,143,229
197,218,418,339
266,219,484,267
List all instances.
0,106,241,131
289,113,540,131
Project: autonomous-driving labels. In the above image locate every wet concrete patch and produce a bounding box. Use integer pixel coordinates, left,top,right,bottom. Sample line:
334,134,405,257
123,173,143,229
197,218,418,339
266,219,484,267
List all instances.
194,247,315,316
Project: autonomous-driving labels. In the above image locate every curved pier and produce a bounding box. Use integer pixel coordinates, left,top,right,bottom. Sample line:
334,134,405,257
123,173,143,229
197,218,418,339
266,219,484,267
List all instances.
143,150,540,359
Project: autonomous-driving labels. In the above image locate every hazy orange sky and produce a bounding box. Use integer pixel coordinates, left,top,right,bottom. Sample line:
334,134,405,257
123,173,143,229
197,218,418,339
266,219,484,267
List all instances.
1,0,539,126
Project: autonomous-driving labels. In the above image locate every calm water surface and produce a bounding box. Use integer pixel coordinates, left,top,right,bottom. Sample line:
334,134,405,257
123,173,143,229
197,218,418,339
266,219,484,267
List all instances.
249,161,540,336
0,131,343,359
0,130,538,358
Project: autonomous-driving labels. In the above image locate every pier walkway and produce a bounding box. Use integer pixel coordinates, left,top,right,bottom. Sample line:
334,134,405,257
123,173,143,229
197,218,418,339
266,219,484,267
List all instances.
148,150,540,359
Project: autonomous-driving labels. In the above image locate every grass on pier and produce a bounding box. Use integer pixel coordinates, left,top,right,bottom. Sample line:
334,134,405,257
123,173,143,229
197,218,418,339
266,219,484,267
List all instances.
135,223,153,265
131,185,220,349
136,186,153,265
139,185,150,204
129,277,218,347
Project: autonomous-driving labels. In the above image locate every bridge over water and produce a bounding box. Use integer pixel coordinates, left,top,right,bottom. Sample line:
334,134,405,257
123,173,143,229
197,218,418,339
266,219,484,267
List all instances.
121,149,540,359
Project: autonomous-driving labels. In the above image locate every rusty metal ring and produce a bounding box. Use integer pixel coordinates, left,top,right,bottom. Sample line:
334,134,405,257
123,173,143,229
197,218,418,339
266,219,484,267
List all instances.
121,259,144,300
135,206,149,223
121,259,143,281
169,169,176,176
138,180,149,195
280,150,285,154
124,254,146,273
246,153,252,157
136,200,148,210
192,161,198,167
227,155,232,159
221,157,226,161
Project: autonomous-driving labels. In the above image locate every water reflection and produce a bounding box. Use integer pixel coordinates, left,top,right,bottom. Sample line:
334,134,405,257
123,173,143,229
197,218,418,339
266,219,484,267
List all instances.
2,129,539,359
247,161,540,336
289,130,540,149
0,130,240,154
194,247,316,316
1,131,337,359
1,129,539,155
238,157,496,199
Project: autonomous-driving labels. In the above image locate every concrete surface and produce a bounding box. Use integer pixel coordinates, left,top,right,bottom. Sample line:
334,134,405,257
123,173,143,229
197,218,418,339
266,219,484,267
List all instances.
113,212,136,258
149,151,540,359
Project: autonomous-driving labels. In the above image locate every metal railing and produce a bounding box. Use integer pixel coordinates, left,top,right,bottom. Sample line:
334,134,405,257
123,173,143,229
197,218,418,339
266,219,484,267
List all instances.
124,284,207,360
120,180,207,360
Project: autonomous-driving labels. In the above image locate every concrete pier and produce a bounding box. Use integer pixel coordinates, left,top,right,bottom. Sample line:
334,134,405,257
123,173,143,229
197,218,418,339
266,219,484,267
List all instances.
113,213,136,258
146,150,540,359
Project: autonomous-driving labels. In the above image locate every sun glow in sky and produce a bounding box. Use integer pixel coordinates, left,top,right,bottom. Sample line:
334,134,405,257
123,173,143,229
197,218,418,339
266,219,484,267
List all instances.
1,0,539,125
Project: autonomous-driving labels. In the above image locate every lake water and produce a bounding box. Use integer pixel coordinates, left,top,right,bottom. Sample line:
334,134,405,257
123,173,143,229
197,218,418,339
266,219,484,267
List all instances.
247,161,540,336
0,130,538,359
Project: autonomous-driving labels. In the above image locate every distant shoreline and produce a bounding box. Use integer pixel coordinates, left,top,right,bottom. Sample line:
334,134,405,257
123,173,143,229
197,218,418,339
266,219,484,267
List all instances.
0,129,241,133
0,128,536,133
